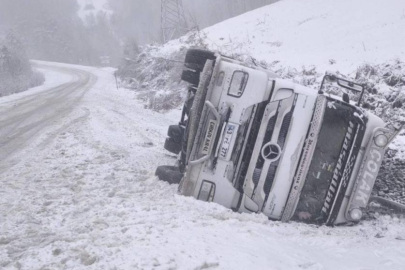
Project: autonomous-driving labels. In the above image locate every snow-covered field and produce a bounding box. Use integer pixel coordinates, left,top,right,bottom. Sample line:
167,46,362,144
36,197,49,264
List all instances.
0,62,404,270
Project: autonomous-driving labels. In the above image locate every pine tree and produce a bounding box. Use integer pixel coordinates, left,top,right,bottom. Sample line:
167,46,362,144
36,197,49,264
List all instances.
0,30,42,96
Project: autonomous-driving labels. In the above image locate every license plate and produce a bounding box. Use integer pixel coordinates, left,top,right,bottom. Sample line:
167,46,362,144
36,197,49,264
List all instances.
219,123,237,160
201,120,217,155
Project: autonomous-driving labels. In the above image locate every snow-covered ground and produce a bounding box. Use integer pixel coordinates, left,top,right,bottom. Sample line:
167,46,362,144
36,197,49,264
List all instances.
1,62,405,270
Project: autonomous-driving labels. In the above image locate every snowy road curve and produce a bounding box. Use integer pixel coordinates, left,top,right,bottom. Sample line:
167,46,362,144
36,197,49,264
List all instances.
0,64,96,172
1,62,405,270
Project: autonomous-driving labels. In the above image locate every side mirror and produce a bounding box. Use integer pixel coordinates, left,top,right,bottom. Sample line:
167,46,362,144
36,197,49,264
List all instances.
319,73,365,106
337,78,363,93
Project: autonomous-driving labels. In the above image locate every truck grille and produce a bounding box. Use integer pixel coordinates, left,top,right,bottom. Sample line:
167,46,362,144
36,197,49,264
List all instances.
263,162,278,195
236,95,297,211
255,115,277,170
234,102,268,192
262,110,294,205
278,111,293,149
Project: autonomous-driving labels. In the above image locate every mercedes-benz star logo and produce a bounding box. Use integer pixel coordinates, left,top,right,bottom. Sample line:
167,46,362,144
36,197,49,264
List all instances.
261,143,281,161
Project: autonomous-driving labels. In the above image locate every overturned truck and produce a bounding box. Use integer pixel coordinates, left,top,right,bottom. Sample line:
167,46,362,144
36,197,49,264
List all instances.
156,49,403,225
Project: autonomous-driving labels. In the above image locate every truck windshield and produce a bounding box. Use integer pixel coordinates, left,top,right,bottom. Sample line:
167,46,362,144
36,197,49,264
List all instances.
293,98,364,224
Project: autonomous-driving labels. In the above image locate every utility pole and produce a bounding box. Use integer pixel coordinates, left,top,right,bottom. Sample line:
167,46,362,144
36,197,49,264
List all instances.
161,0,187,43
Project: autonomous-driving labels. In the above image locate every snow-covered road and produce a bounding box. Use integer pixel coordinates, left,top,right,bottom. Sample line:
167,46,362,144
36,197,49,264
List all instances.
0,64,96,172
1,62,405,270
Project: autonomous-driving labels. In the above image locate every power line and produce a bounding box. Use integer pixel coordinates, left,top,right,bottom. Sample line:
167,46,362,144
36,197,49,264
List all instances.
161,0,187,43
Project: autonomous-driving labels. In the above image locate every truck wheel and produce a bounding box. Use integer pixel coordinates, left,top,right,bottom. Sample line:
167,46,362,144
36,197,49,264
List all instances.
168,125,184,143
185,49,216,72
164,137,182,154
155,165,183,184
181,70,200,86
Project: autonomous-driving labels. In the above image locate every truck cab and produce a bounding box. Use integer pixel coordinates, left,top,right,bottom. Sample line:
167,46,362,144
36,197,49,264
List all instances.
157,49,401,225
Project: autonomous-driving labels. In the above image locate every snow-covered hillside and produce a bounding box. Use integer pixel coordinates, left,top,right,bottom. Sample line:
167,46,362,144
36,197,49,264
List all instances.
165,0,405,73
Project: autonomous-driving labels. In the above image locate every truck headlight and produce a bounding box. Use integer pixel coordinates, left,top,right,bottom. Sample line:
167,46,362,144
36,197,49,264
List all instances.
349,208,363,221
374,134,388,148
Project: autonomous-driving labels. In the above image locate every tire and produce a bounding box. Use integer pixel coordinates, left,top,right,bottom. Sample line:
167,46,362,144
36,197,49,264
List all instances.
168,125,184,143
181,70,200,85
184,49,216,72
155,165,184,184
164,137,182,154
